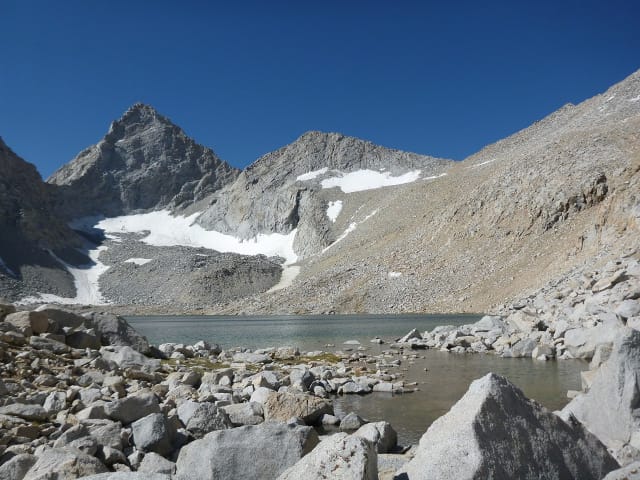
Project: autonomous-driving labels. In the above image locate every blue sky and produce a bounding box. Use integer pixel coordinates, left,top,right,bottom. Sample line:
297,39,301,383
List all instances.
1,1,639,178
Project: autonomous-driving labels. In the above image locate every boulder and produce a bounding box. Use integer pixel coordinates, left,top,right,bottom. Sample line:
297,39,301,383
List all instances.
603,460,640,480
66,330,102,350
263,391,333,425
43,391,67,413
354,421,398,453
616,300,640,320
185,402,232,438
131,413,175,456
396,373,618,480
564,325,620,360
100,346,160,372
0,303,16,320
85,312,151,354
221,401,264,426
0,453,36,480
175,422,319,480
29,335,70,354
34,305,85,329
562,329,640,455
138,452,176,475
0,378,8,396
509,337,538,358
4,311,48,336
250,386,275,404
277,432,377,480
89,420,124,450
339,412,366,431
470,315,506,333
104,392,160,424
398,329,422,343
232,352,271,364
22,447,108,479
0,403,48,421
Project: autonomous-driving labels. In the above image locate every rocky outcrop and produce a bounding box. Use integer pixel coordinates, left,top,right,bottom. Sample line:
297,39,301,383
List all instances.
396,373,618,480
48,103,239,219
562,329,640,462
196,131,451,256
0,137,85,301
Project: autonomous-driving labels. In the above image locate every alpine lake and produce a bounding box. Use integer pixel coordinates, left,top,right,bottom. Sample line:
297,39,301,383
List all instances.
127,314,585,445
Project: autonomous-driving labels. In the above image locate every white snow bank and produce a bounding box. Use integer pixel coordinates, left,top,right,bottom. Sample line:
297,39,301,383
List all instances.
629,95,640,103
0,256,17,277
322,209,378,254
296,167,328,182
96,210,298,264
326,200,343,222
18,245,110,306
470,160,495,168
320,169,421,193
268,265,301,292
388,272,402,278
125,258,152,265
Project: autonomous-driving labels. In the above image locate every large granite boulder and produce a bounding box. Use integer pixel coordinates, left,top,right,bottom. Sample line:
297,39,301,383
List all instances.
562,328,640,457
564,325,620,360
263,391,333,425
353,421,398,453
4,311,48,336
104,392,160,425
22,447,108,479
396,373,618,480
175,422,319,480
34,305,85,329
99,346,159,372
131,413,175,456
184,402,232,438
278,432,377,480
0,454,36,480
85,312,151,354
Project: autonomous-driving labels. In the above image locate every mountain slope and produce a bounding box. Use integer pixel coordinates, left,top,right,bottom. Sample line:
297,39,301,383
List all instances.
215,69,640,315
48,103,240,219
0,138,86,300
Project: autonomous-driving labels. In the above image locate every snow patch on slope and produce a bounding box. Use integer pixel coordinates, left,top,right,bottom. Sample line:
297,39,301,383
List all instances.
268,266,301,292
125,258,152,265
296,167,328,182
96,210,298,264
320,169,421,193
326,200,343,222
322,209,379,253
18,245,110,305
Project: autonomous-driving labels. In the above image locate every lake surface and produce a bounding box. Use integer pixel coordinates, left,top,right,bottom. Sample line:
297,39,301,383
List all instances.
127,314,586,445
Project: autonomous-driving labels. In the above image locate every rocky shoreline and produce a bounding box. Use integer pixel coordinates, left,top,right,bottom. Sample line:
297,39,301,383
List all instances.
1,255,640,480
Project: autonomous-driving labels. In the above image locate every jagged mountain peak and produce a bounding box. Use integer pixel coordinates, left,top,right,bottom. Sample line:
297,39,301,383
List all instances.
47,105,240,219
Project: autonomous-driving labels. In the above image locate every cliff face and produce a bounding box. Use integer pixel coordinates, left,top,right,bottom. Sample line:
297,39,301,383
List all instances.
48,103,240,219
0,138,83,300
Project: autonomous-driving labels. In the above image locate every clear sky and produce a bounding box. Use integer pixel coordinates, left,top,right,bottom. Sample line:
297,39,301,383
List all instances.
1,1,639,178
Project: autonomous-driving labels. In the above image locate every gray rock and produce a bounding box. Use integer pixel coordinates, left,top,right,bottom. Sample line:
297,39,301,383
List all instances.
176,400,200,426
221,401,264,426
263,391,333,425
43,391,66,414
138,452,176,475
396,373,618,480
53,424,90,449
250,386,275,404
99,346,159,372
89,420,124,450
0,303,16,320
232,351,271,364
86,313,151,354
0,378,8,396
131,413,174,456
398,329,422,343
354,421,398,453
562,329,640,454
175,422,319,480
34,305,85,329
4,311,48,335
616,300,640,320
28,335,70,354
340,412,366,431
185,402,232,438
510,337,538,358
278,432,377,480
471,315,506,333
564,325,621,359
22,447,108,479
104,392,160,424
0,453,36,480
66,330,101,350
603,460,640,480
0,403,47,422
72,474,170,480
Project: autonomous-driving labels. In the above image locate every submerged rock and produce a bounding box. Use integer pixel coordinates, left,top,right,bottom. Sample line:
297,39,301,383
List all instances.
396,373,618,480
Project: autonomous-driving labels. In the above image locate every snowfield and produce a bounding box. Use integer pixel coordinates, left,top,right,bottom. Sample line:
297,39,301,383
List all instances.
320,169,422,193
296,167,328,182
96,210,298,264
